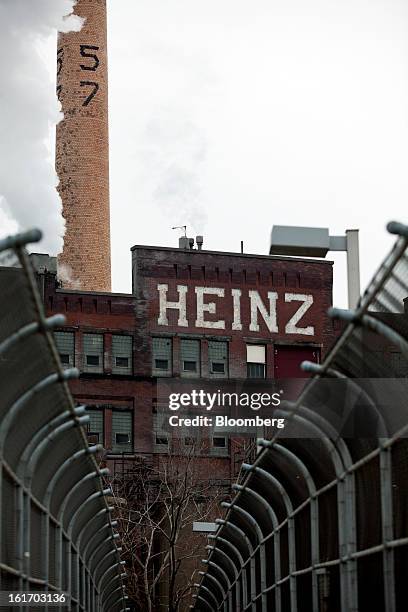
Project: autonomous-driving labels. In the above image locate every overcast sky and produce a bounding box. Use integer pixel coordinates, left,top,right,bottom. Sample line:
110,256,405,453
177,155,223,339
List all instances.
2,0,408,306
0,0,82,253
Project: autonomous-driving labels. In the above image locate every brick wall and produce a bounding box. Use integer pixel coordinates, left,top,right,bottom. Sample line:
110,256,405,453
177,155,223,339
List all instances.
42,245,337,610
56,0,111,292
43,245,337,465
132,246,336,378
44,276,154,459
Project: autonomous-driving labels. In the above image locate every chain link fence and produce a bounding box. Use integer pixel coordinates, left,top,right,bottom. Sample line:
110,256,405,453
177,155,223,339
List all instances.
0,230,127,611
193,221,408,612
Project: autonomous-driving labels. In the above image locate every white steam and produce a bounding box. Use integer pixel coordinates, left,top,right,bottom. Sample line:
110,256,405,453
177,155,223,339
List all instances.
0,0,83,253
57,262,82,289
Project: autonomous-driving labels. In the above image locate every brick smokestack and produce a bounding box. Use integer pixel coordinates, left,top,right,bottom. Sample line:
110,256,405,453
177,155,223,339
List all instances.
56,0,111,291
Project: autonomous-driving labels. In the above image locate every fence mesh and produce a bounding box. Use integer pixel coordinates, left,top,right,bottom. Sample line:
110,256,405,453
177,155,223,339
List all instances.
0,230,126,611
194,221,408,612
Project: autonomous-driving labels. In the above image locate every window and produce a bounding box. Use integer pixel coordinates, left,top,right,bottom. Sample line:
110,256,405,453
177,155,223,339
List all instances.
112,335,132,375
183,361,197,372
116,432,130,445
180,339,200,377
209,340,228,377
211,435,228,456
213,437,226,448
152,337,172,375
111,411,132,453
83,334,103,373
247,344,266,378
86,355,99,366
86,408,103,445
389,351,408,377
155,359,168,370
247,363,265,378
116,357,128,368
153,412,169,451
54,331,74,368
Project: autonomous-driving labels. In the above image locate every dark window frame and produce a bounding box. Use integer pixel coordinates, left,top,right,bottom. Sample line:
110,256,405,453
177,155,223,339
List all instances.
155,358,169,370
83,333,104,373
152,337,172,375
111,409,133,453
209,340,229,377
212,436,227,448
54,330,75,368
183,360,197,372
180,338,201,377
86,354,100,366
112,334,133,375
115,356,129,368
247,362,266,379
246,344,266,379
115,432,131,445
85,406,105,447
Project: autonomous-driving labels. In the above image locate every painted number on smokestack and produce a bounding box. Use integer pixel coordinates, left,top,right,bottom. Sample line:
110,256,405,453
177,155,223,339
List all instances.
80,81,99,106
80,45,100,106
80,45,100,71
56,48,64,100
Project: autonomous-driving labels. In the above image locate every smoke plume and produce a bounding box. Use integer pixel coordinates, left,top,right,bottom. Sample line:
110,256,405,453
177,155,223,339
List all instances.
143,112,208,234
0,0,83,253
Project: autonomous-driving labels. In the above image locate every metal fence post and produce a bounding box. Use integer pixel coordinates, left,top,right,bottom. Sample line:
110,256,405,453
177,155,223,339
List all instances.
0,232,126,611
208,534,248,610
201,560,230,612
221,501,266,611
206,545,240,610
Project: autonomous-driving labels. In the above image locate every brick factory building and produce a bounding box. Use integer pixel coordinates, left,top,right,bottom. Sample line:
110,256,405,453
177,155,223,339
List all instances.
51,0,335,469
26,239,337,610
50,0,335,475
32,239,337,475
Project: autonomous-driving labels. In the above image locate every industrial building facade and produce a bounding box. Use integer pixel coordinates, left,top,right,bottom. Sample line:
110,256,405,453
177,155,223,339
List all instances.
48,0,336,470
27,240,338,610
35,241,337,478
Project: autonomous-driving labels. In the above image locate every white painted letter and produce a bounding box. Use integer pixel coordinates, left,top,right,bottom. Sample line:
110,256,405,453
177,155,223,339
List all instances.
195,287,225,329
157,284,188,327
249,291,278,333
231,289,242,330
285,294,314,335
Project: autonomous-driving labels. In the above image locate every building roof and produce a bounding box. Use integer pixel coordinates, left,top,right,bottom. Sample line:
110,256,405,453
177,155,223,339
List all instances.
130,244,334,265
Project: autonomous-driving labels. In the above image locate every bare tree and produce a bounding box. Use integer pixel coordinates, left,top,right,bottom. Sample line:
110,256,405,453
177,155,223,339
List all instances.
109,439,227,612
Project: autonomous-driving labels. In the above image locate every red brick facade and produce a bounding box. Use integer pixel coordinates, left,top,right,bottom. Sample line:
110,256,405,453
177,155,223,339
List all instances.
42,245,336,480
39,245,337,609
56,0,111,292
44,275,150,472
132,245,334,377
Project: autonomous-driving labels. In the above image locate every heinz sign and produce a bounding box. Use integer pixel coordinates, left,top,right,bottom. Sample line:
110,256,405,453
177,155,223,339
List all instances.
157,284,316,336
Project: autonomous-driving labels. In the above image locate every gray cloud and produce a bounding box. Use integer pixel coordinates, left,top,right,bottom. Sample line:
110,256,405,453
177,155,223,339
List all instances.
108,0,408,306
6,0,408,307
144,114,208,234
0,0,82,253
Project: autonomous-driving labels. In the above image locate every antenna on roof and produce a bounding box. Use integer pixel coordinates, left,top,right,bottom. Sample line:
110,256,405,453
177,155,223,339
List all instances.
172,225,187,237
